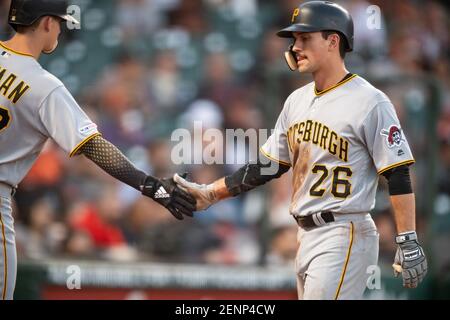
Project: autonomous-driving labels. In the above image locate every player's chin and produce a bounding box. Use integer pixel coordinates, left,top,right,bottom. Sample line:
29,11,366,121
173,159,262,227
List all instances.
298,63,312,73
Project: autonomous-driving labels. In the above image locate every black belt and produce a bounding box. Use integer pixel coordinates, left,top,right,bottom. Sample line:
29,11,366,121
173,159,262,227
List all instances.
294,211,335,228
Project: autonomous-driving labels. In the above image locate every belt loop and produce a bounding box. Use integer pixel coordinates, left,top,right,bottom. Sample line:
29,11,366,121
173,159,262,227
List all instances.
311,213,320,226
317,212,327,225
11,187,17,197
312,212,326,226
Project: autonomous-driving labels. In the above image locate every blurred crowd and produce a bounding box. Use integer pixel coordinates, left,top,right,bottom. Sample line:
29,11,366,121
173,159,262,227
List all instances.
0,0,449,277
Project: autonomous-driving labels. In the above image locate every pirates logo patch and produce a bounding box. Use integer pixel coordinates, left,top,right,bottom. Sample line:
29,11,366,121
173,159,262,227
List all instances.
380,125,405,148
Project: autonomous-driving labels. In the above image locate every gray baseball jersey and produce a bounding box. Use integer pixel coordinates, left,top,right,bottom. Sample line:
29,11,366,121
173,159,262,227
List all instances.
261,74,414,217
0,42,100,188
0,42,99,300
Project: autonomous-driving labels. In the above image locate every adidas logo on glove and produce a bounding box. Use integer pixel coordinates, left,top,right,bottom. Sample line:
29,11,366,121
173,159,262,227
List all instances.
154,186,170,199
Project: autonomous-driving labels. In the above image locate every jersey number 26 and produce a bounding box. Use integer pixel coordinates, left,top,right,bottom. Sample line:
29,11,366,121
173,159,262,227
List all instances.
310,164,352,199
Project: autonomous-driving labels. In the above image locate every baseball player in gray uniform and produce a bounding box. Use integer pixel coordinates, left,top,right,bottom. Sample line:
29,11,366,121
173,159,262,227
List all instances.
174,1,427,299
0,0,195,300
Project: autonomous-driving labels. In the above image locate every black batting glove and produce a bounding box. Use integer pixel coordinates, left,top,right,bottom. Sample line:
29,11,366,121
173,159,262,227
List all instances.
140,174,197,220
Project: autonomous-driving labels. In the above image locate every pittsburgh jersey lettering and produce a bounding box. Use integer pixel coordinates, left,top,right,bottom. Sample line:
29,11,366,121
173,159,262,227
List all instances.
287,120,349,162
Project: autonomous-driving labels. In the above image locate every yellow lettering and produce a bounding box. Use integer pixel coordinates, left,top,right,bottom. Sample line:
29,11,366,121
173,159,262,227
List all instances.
312,121,322,145
329,131,338,155
291,8,300,23
287,121,349,161
0,67,5,82
8,81,30,104
320,125,329,149
339,138,349,162
303,120,312,142
0,74,17,96
297,122,305,144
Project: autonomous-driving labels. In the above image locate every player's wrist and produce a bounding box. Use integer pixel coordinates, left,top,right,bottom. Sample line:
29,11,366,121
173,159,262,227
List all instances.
211,178,231,201
140,175,159,198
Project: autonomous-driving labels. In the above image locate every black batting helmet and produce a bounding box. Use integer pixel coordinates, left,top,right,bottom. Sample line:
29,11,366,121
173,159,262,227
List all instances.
8,0,79,31
277,1,354,52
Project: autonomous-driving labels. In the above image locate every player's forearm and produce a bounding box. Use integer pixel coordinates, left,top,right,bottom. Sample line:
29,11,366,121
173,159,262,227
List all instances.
174,155,290,211
78,136,196,220
78,135,146,191
390,193,416,233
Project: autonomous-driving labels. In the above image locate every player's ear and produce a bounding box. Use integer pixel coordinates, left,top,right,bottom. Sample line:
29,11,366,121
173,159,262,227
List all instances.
327,34,339,52
42,16,53,32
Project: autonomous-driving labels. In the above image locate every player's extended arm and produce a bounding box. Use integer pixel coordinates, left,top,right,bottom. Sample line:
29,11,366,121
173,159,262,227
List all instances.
382,165,427,288
173,153,290,210
77,135,196,220
390,193,416,233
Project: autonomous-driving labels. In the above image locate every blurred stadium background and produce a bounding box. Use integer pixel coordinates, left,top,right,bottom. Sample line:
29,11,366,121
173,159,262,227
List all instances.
0,0,449,299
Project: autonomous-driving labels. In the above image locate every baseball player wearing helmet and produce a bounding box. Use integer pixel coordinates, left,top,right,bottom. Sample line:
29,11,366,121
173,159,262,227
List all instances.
174,1,427,299
0,0,196,300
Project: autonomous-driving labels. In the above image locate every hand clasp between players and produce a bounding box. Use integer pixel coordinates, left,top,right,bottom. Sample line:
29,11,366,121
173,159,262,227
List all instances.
140,174,197,220
173,173,219,211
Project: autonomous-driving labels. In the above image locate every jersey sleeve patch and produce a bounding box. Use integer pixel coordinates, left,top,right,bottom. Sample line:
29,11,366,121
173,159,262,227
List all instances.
79,123,98,135
380,125,405,148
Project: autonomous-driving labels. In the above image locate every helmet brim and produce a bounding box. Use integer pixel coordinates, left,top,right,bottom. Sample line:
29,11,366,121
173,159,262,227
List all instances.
276,24,321,38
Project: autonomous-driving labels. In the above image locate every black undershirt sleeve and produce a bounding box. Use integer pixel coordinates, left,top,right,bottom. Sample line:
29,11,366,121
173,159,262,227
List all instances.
225,152,291,196
381,164,413,195
77,135,147,191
